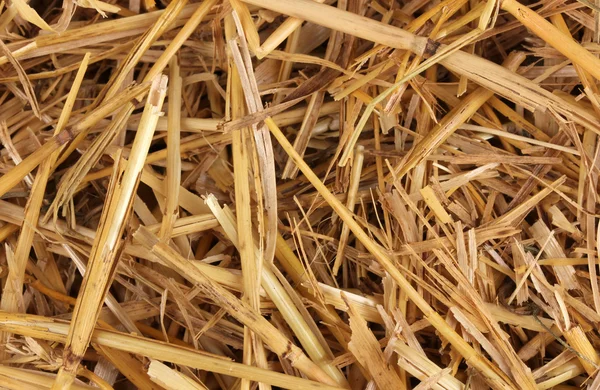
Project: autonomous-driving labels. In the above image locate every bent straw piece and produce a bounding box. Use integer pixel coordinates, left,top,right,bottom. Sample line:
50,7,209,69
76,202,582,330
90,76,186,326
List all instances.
263,118,516,390
51,75,168,390
228,8,279,269
133,225,341,387
225,12,270,388
0,312,344,390
0,53,90,360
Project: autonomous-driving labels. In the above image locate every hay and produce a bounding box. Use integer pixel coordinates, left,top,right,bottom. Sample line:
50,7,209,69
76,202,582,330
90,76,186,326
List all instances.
0,0,599,388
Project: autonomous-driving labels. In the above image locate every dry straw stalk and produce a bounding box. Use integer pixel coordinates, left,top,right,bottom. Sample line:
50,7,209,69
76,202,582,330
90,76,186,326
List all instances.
1,0,600,389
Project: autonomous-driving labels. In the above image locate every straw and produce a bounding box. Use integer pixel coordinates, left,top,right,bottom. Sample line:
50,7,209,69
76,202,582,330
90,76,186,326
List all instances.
1,0,600,388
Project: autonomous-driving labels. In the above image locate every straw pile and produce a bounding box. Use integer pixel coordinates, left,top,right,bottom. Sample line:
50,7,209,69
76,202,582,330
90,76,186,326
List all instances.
1,0,600,388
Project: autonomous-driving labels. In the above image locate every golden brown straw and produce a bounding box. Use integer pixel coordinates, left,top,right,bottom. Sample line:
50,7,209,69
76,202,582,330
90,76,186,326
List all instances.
1,0,600,389
53,75,168,389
